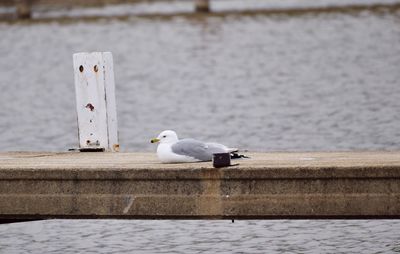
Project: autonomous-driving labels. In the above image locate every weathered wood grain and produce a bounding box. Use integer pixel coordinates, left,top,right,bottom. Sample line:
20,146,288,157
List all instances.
73,52,119,152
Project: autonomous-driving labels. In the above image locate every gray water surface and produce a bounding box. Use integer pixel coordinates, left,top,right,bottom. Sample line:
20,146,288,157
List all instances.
0,5,400,254
1,220,400,254
1,10,400,152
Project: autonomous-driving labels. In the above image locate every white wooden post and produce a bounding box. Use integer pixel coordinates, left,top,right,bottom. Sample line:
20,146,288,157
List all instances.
73,52,119,152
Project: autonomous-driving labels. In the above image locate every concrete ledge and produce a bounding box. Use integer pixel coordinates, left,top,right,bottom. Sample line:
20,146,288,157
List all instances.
1,152,400,221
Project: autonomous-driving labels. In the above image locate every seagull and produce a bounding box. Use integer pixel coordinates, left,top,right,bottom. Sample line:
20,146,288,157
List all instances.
150,130,245,163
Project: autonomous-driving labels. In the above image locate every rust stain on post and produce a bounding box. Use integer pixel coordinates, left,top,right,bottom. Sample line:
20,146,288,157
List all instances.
85,103,95,111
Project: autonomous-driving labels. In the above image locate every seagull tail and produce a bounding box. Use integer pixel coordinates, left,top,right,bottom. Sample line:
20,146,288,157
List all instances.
230,150,250,159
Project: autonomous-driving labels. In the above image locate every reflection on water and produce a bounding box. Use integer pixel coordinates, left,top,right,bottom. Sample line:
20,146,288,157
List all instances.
0,5,400,254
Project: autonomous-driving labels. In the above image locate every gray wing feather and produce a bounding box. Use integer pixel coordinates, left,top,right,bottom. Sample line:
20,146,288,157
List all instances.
171,139,227,161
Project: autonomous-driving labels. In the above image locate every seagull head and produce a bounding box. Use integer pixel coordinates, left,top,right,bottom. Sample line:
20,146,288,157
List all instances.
151,130,179,144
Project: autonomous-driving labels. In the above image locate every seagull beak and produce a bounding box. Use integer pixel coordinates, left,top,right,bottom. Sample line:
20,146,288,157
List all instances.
150,138,160,144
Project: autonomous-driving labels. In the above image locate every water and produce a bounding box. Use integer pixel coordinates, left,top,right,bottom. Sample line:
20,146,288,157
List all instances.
1,3,400,254
1,220,400,253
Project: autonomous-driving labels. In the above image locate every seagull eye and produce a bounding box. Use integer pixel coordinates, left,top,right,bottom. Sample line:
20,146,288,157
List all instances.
162,135,167,138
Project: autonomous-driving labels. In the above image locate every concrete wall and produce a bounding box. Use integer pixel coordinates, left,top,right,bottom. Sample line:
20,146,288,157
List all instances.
1,152,400,221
